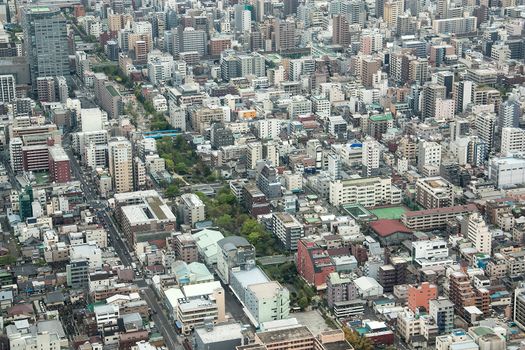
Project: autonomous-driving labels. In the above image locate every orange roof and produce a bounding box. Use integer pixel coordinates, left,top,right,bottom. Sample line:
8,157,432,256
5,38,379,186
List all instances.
369,219,412,237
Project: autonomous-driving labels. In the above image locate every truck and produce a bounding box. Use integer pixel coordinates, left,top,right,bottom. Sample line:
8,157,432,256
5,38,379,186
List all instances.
131,262,137,270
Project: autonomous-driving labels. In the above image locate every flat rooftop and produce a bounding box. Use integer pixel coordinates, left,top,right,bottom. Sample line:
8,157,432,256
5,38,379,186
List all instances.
257,325,313,344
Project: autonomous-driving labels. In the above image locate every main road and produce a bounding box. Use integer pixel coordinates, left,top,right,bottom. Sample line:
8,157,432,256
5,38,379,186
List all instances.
64,139,182,349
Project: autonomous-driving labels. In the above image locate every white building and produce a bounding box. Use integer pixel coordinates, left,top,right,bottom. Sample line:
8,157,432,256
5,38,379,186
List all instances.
488,156,525,188
466,213,492,254
245,281,290,326
501,127,525,155
353,276,383,298
179,193,206,227
256,119,286,140
147,50,174,85
94,304,120,331
288,96,312,118
329,177,401,207
411,239,449,261
0,74,16,102
362,138,380,176
80,107,108,132
417,141,441,173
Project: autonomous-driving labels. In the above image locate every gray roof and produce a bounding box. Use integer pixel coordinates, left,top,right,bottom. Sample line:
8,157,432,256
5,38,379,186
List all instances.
217,236,250,251
37,320,66,338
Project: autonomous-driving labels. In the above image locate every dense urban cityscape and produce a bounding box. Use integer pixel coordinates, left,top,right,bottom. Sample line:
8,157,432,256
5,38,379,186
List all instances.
0,0,525,349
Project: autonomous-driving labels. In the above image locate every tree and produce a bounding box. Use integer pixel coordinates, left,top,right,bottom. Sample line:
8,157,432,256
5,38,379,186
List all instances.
298,297,309,310
343,328,374,350
165,159,175,172
165,184,180,198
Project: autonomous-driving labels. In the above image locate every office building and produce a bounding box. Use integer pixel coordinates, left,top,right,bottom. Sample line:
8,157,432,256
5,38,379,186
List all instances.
257,164,281,199
418,141,442,173
245,281,290,325
448,271,490,321
453,80,473,114
108,137,133,193
22,6,69,89
383,0,405,29
514,285,525,331
432,16,477,35
66,259,90,288
362,138,381,176
407,282,438,313
333,15,350,47
475,112,496,151
173,233,198,263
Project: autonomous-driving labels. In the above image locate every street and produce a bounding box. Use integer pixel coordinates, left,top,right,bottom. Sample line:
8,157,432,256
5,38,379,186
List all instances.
65,139,182,349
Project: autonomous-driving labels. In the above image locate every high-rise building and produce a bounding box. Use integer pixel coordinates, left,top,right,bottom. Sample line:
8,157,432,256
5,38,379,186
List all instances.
108,137,133,193
178,193,206,227
475,112,496,151
432,16,477,35
514,285,525,331
417,141,442,173
22,6,69,89
429,298,454,334
0,74,15,102
333,15,350,48
466,212,492,254
361,57,381,88
273,18,296,51
384,0,405,29
421,84,446,120
362,138,380,176
453,80,473,114
498,97,521,129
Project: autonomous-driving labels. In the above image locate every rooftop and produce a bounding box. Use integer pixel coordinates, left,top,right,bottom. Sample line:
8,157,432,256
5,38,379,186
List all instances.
369,219,412,237
257,325,313,344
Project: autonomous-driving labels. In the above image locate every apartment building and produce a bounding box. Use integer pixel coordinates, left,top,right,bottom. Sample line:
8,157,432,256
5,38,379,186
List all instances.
178,193,206,227
174,233,198,263
329,177,401,207
272,212,304,251
245,281,290,325
415,176,454,209
501,127,525,154
402,204,478,231
108,137,133,193
429,298,454,335
176,282,226,334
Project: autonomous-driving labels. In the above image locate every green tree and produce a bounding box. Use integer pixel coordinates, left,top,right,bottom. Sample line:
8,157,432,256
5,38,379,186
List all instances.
343,328,374,350
298,297,309,310
165,159,175,172
165,184,180,198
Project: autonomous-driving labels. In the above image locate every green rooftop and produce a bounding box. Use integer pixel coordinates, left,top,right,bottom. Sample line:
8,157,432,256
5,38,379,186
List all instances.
470,327,494,337
370,206,408,220
369,113,393,122
106,84,119,97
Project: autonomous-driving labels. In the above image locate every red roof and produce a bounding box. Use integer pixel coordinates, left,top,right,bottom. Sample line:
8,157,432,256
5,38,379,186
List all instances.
369,220,412,237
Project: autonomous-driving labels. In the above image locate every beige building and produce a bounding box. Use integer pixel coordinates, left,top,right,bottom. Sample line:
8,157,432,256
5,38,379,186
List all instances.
108,137,133,193
415,177,454,209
